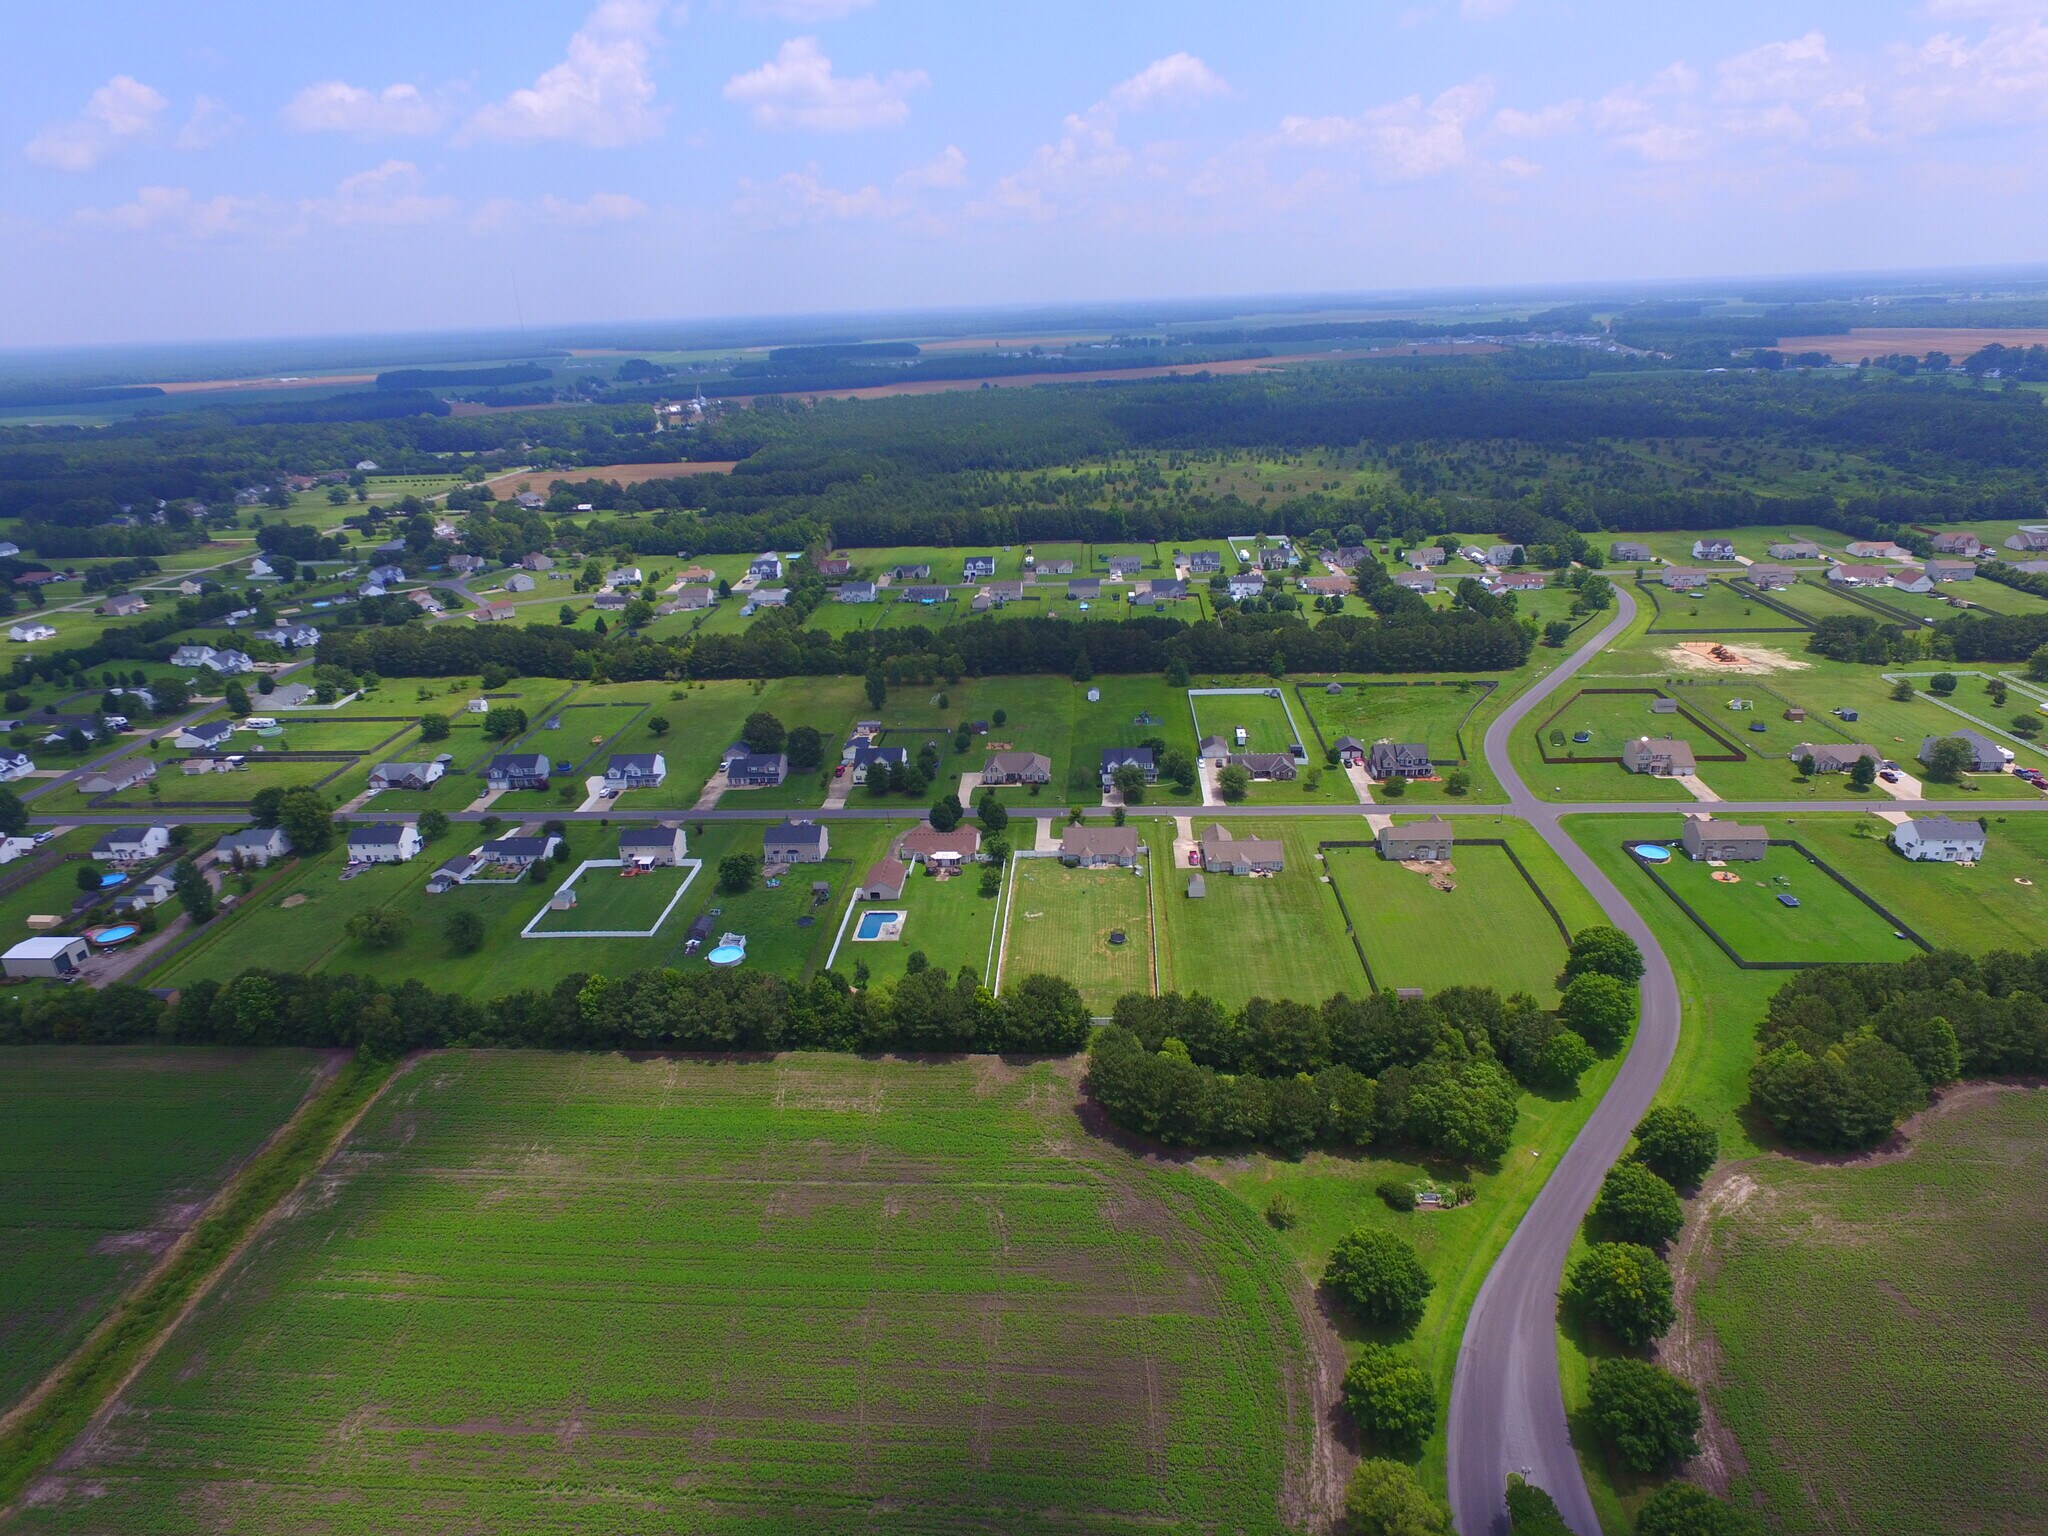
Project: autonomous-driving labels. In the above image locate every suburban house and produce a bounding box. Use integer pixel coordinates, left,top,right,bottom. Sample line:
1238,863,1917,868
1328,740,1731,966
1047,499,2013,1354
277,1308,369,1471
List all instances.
662,587,716,613
175,720,235,751
1334,736,1366,766
593,592,628,611
1931,532,1987,557
1369,740,1432,779
1394,571,1437,594
1692,538,1739,560
92,825,170,865
1300,575,1352,597
504,574,537,593
472,602,517,622
1099,746,1158,790
605,753,667,788
447,554,487,575
1920,731,2010,773
1069,579,1103,601
749,588,791,608
1826,564,1891,587
858,859,908,901
1230,752,1298,781
1610,541,1652,562
1623,736,1698,776
522,553,556,571
897,585,950,604
1328,545,1371,569
850,744,908,783
1259,546,1292,571
1486,571,1547,593
1106,555,1144,577
170,644,220,669
1661,568,1711,590
0,751,33,782
1846,540,1910,559
620,825,688,866
7,623,55,642
1890,816,1988,863
253,624,319,648
1794,742,1881,774
209,649,255,674
837,581,877,603
609,566,645,587
484,752,552,791
1889,567,1935,594
98,594,148,617
1407,546,1447,568
1744,565,1796,590
1199,824,1285,874
1768,540,1824,559
891,563,932,581
1138,578,1188,603
764,820,830,865
349,824,422,864
1034,557,1076,576
368,564,407,586
1378,818,1455,862
1226,574,1265,601
1924,559,1976,582
1680,815,1768,861
818,557,853,578
981,751,1052,785
962,555,998,580
216,826,292,867
410,591,445,613
726,751,787,787
477,835,560,868
897,824,982,870
1186,551,1222,574
76,761,154,795
369,761,445,791
1061,825,1140,867
747,554,782,582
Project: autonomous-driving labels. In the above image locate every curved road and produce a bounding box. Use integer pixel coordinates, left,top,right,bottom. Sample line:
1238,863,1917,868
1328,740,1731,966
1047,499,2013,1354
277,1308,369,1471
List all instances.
1447,587,1683,1535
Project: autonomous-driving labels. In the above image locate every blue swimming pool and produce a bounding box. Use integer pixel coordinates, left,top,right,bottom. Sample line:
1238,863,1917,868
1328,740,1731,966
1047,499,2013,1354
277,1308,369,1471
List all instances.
855,910,904,940
1633,844,1672,863
98,873,128,888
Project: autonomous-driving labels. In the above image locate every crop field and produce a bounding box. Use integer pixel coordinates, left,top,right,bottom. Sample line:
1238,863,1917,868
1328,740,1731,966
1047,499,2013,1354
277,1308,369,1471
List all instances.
1001,855,1153,1012
1325,839,1570,999
1151,823,1362,1007
526,859,698,936
1636,579,1808,634
0,1048,324,1412
1680,1087,2048,1536
1189,690,1304,755
10,1052,1326,1536
1632,842,1918,966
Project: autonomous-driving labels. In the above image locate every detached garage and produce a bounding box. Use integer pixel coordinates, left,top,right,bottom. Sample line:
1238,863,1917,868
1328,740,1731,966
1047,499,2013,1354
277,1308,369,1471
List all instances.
4,936,90,978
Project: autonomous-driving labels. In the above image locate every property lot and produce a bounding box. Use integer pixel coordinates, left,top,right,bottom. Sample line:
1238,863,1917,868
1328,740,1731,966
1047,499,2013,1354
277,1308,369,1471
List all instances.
830,857,1001,987
0,1048,324,1412
8,1053,1321,1536
1325,837,1572,999
1630,840,1919,966
1298,677,1505,801
1636,579,1809,633
526,860,697,936
1189,689,1305,755
1534,686,1735,765
1000,853,1153,1013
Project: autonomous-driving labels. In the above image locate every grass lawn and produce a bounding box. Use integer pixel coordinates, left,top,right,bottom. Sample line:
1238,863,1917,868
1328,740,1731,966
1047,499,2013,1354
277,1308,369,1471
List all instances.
1151,821,1364,1007
829,857,1003,987
1000,854,1153,1012
1297,678,1500,784
0,1048,325,1412
10,1053,1326,1536
1630,841,1920,966
1190,688,1307,755
0,830,112,940
1635,579,1809,634
1325,838,1573,999
527,860,698,936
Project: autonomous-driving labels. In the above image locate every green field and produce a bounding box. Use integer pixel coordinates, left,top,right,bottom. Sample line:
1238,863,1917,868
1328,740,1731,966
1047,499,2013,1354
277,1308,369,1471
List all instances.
0,1048,325,1412
833,862,1002,987
1152,822,1364,1007
526,859,698,935
1189,689,1305,755
1326,839,1571,999
1681,1088,2048,1536
1000,854,1153,1012
1534,687,1731,766
1632,842,1919,966
8,1052,1327,1536
1636,579,1808,634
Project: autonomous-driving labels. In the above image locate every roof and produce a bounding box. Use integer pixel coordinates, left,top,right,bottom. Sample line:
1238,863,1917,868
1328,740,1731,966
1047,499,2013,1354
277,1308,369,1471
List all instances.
218,826,286,849
1687,815,1767,841
351,823,411,845
608,753,664,773
983,751,1050,775
900,825,981,860
479,836,554,859
1199,824,1283,864
619,825,682,847
93,825,158,847
861,859,907,898
1902,816,1986,841
5,937,85,959
1382,816,1454,842
487,752,551,773
765,820,827,848
1062,825,1140,859
1230,752,1296,774
182,720,233,742
1100,745,1156,769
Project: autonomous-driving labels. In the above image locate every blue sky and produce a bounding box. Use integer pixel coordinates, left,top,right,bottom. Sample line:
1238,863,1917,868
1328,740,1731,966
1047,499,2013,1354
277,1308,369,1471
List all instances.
7,1,2048,345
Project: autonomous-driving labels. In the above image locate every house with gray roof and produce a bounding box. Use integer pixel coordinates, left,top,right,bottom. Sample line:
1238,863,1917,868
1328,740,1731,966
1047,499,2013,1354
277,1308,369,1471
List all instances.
764,820,829,864
1610,541,1653,562
620,825,687,865
1623,736,1697,776
216,825,291,867
1890,816,1987,862
981,751,1051,785
1378,818,1454,861
1744,565,1796,590
1920,731,2009,773
1680,814,1767,861
1060,825,1140,867
1793,742,1880,774
1198,824,1284,875
1099,746,1157,790
1229,752,1297,781
1369,740,1431,779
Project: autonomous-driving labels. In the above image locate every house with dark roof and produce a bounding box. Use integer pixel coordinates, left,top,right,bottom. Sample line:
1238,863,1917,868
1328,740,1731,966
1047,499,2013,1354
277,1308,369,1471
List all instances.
1229,752,1297,781
1793,742,1880,774
850,744,907,783
1378,818,1454,861
1099,746,1157,790
1890,816,1987,862
1198,735,1231,762
1334,736,1366,765
1610,541,1652,562
981,751,1051,785
725,752,787,787
1139,578,1188,603
1186,550,1222,573
484,752,551,791
1061,825,1140,867
619,825,687,865
175,719,235,750
897,584,950,604
1199,824,1284,874
1623,736,1697,776
962,555,998,580
764,820,829,864
604,753,667,788
1488,543,1525,565
1106,555,1144,577
369,761,444,791
1680,814,1767,861
1369,740,1432,779
92,826,169,865
890,563,931,581
1920,731,2009,773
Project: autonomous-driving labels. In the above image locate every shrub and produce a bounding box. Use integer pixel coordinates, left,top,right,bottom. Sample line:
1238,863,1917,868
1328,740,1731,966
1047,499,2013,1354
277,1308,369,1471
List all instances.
1379,775,1407,798
1324,1227,1433,1329
445,910,485,955
1592,1160,1685,1249
1632,1105,1719,1187
1530,1029,1596,1091
345,909,409,951
1341,1345,1436,1451
1563,1242,1675,1347
1342,1459,1451,1536
1218,763,1250,801
717,851,760,894
1565,925,1644,983
1504,1475,1572,1535
1264,1191,1301,1230
418,712,450,743
1376,1179,1416,1213
1586,1357,1702,1472
1635,1482,1764,1536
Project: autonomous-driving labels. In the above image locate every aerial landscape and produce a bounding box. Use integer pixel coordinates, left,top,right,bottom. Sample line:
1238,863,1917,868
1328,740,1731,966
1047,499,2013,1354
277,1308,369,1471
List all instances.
3,4,2047,1535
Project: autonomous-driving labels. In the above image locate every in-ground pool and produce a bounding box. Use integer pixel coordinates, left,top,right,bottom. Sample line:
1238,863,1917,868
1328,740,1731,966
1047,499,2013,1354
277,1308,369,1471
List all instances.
854,909,906,942
98,873,128,888
1633,844,1673,863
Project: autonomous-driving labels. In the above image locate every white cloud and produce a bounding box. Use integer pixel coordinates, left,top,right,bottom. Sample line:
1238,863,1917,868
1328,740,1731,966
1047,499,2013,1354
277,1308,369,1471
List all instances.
724,37,926,131
896,144,967,190
462,0,669,146
734,167,891,224
301,160,456,228
470,191,648,233
1492,100,1581,137
1274,79,1496,179
1716,31,1833,102
75,185,265,238
282,81,447,137
1105,53,1229,113
743,0,875,17
175,96,241,151
25,76,168,171
1888,15,2048,133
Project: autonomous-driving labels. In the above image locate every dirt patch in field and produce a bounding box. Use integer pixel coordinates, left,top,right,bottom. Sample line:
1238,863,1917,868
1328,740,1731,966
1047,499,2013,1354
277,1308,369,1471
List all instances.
483,461,736,492
1659,1168,1758,1495
278,894,307,909
1661,641,1812,675
1774,327,2048,362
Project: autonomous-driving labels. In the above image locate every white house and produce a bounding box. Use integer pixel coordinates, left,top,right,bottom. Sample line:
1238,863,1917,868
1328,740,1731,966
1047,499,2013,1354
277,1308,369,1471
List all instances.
604,753,667,789
7,623,55,643
92,825,170,865
170,644,219,669
608,566,644,587
348,823,422,864
175,720,235,751
0,751,35,781
216,826,292,867
212,650,256,675
1889,816,1987,863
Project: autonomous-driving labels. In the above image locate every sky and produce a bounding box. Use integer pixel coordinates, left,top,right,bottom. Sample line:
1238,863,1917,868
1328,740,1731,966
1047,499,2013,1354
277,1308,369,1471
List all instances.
7,1,2048,347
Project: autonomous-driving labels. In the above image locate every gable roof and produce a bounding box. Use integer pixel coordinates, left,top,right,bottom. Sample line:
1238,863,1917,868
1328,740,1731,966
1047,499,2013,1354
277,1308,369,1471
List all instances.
765,819,826,848
1061,825,1140,860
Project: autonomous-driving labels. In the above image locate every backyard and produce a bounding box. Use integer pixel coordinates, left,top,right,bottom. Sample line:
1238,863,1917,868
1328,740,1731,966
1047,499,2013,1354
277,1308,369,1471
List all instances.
1000,854,1154,1013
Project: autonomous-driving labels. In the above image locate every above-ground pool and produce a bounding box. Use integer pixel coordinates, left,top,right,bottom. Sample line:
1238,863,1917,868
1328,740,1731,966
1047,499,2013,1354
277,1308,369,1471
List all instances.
1634,844,1673,863
854,910,906,942
706,941,747,968
98,873,128,888
85,924,137,945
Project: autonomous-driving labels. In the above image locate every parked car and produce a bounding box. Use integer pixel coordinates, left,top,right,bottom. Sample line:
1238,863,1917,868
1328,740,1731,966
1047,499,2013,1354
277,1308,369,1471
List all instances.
1878,770,1900,783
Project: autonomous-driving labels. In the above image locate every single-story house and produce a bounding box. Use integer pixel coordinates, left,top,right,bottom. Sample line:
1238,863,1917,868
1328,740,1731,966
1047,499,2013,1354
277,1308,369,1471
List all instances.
1623,736,1697,776
504,573,537,593
1300,575,1352,596
1199,824,1284,875
1230,752,1297,781
1680,815,1767,861
1889,567,1934,595
98,594,148,618
1106,555,1143,577
92,825,170,865
897,585,950,605
1920,731,2009,773
1768,540,1824,559
1378,818,1455,862
982,751,1052,785
749,588,791,608
1826,564,1891,587
726,751,787,787
858,859,908,901
1610,541,1653,562
484,752,551,791
764,820,830,864
1924,559,1975,582
620,825,688,866
1369,740,1432,779
851,744,908,783
7,623,56,643
175,720,235,751
2,936,91,979
837,581,877,604
1486,571,1547,592
426,853,483,894
593,592,628,611
1069,578,1103,601
112,872,178,913
1692,539,1738,561
1100,746,1158,790
1890,816,1988,863
898,824,982,869
891,563,932,581
477,835,560,868
77,761,155,795
349,824,422,864
1138,578,1188,603
1035,557,1076,576
471,602,516,622
216,826,292,867
1393,571,1437,593
254,624,320,648
605,753,667,788
1846,540,1910,560
408,591,444,614
1061,825,1140,867
1793,742,1881,774
1744,565,1796,590
369,761,445,791
1661,568,1711,590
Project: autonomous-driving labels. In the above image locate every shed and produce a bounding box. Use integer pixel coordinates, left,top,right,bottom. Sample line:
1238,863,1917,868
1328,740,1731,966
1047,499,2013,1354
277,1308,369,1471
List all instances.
3,936,90,978
1187,873,1206,899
